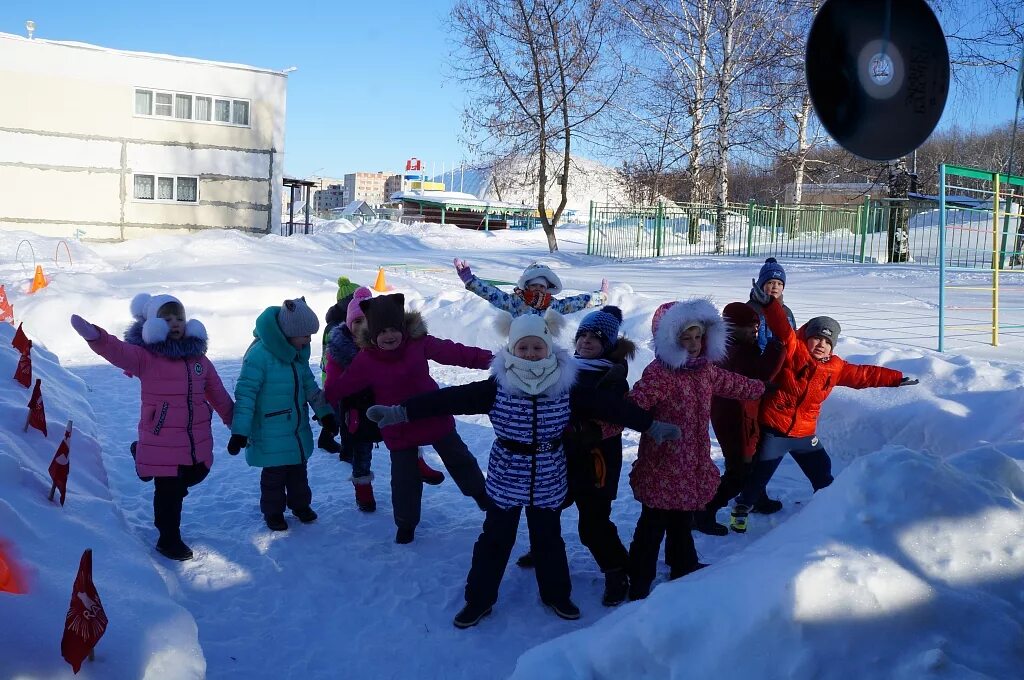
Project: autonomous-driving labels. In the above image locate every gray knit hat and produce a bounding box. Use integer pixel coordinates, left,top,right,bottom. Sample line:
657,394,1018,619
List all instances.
804,316,840,346
277,297,320,338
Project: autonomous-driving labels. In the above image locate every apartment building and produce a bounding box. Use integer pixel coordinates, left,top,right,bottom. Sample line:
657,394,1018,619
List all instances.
344,172,402,206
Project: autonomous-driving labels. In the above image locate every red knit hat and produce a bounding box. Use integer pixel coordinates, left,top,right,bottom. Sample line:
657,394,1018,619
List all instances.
722,302,759,327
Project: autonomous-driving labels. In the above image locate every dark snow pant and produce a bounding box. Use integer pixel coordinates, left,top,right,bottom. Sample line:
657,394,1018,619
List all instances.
465,505,571,608
706,457,753,513
629,505,698,591
576,495,629,573
153,463,210,543
350,440,374,480
260,463,313,516
390,431,486,530
735,430,833,508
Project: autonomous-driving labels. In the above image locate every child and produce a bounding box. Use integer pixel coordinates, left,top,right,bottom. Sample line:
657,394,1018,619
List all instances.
696,302,785,536
70,294,234,561
748,258,796,351
318,276,360,457
627,299,767,600
324,293,493,544
729,289,918,533
228,298,338,532
454,259,608,317
368,310,679,628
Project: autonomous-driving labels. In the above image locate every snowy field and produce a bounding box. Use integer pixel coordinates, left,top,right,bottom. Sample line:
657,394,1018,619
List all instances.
1,220,1022,679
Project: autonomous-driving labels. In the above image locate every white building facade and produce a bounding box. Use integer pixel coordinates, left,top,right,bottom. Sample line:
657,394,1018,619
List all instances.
0,32,287,240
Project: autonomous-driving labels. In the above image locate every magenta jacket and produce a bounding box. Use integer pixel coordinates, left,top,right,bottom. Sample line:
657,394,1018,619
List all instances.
87,322,234,478
323,311,492,450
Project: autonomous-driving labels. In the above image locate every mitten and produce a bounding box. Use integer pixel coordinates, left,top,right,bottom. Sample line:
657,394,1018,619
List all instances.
899,377,920,386
749,278,771,305
227,434,248,455
318,428,342,453
366,404,408,427
70,314,101,342
454,258,474,284
646,420,681,444
600,278,609,295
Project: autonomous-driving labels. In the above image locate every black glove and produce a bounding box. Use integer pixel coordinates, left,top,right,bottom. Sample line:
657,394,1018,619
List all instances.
320,412,339,434
899,377,920,386
762,381,780,396
227,434,248,455
318,428,342,453
750,278,771,305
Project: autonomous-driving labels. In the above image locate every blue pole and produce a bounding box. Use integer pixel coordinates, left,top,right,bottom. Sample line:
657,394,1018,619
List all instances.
938,164,947,352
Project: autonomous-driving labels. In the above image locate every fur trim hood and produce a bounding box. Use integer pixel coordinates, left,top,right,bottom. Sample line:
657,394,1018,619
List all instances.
123,318,208,358
516,263,563,294
355,310,427,348
491,345,579,398
651,298,727,369
605,336,637,363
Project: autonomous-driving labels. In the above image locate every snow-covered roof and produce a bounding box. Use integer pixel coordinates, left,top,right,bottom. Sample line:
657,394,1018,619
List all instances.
391,190,531,212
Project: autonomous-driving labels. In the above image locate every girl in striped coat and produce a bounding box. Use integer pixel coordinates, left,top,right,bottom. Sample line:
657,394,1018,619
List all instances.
368,310,679,629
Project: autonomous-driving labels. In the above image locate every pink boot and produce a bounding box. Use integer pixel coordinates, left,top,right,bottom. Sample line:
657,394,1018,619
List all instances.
354,481,376,512
418,456,445,486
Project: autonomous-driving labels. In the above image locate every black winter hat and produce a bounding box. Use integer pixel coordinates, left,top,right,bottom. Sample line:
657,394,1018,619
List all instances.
360,293,406,343
804,316,841,346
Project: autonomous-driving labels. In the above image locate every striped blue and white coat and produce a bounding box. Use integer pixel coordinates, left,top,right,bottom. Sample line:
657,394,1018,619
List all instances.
403,347,654,509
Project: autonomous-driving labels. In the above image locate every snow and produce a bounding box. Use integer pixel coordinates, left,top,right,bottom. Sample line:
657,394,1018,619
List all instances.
1,221,1022,679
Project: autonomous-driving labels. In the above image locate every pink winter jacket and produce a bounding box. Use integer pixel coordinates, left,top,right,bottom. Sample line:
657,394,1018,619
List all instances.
323,311,492,450
628,299,765,510
87,326,234,478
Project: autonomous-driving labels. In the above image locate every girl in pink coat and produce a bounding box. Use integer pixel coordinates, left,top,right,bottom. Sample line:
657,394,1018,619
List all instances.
71,294,234,562
626,298,766,599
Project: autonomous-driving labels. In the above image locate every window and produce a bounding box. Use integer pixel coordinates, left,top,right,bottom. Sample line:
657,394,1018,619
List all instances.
232,100,249,126
195,96,211,121
214,99,231,123
134,88,251,127
154,92,173,116
135,90,153,115
174,94,192,119
132,174,199,203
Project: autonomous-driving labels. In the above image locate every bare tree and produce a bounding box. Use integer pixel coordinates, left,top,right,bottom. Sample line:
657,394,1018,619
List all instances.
451,0,622,251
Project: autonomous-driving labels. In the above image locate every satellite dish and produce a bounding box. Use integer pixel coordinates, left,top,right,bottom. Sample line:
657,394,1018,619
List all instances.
806,0,950,161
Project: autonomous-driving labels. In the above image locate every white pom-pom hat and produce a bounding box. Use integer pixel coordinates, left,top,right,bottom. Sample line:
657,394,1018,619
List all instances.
130,293,207,344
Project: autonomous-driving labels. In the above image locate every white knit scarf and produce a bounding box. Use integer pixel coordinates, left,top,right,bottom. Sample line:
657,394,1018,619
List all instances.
503,353,562,395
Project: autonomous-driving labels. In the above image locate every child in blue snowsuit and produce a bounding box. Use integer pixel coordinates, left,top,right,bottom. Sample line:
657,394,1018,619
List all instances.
454,259,607,318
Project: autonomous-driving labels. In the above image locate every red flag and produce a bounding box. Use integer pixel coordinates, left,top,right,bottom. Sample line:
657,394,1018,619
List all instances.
0,539,29,594
12,322,30,355
48,424,73,506
0,285,13,324
25,378,47,436
61,549,107,673
13,348,32,388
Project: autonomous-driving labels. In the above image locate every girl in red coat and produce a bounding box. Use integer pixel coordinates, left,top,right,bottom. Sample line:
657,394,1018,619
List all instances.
730,287,919,533
627,298,767,600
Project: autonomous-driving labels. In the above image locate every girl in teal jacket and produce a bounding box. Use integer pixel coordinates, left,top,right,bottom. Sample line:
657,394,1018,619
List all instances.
229,298,337,531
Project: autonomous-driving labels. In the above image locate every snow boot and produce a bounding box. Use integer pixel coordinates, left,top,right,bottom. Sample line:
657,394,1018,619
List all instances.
453,602,493,629
292,507,318,524
418,456,445,485
692,509,729,536
395,526,415,544
730,504,750,533
516,551,535,568
156,537,193,561
670,562,709,580
354,482,376,512
601,568,630,607
752,496,783,514
543,598,581,620
265,513,288,531
628,580,651,601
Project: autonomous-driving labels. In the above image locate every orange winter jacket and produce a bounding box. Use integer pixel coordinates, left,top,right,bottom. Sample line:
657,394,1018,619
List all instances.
758,299,902,437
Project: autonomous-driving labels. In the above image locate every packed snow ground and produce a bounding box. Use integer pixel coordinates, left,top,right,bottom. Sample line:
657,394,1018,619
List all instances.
1,220,1022,679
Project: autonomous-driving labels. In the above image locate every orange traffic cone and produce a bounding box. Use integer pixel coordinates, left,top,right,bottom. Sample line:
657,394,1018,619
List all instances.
0,285,13,323
28,266,48,294
372,267,388,293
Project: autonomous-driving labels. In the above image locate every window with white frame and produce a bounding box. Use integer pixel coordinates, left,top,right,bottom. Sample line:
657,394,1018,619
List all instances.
132,174,200,203
134,88,251,127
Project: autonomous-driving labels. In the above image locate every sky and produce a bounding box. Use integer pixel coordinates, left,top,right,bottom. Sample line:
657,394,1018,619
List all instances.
0,0,1019,181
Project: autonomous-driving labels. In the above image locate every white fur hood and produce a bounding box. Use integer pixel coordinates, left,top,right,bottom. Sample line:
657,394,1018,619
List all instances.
652,297,728,369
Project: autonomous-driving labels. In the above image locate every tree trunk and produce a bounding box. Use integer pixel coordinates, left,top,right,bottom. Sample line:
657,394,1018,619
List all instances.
791,93,812,206
714,0,737,255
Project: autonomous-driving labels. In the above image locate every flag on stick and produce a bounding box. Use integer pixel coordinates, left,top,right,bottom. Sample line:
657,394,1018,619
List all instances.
48,421,73,506
61,549,107,673
25,378,47,436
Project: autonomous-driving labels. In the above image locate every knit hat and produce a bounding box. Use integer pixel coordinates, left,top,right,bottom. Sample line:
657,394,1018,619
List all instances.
503,308,565,353
360,293,407,342
277,297,320,338
337,276,359,301
346,287,373,327
516,263,563,295
756,257,787,289
804,316,841,346
130,293,206,344
722,302,760,328
576,305,623,351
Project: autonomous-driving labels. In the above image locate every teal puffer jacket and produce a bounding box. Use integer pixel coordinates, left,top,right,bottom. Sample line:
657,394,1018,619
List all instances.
232,306,333,468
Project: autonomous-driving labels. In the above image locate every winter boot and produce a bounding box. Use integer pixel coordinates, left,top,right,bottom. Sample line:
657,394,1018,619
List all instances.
265,513,288,531
543,598,581,620
395,526,415,544
292,507,318,524
418,456,445,486
730,504,750,533
516,551,535,568
354,482,376,512
156,536,193,561
752,496,783,514
692,509,729,536
453,602,493,629
628,580,651,601
601,568,630,607
670,562,709,580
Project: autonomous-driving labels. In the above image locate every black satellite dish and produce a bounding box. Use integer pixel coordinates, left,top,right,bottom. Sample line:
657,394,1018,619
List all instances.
806,0,950,161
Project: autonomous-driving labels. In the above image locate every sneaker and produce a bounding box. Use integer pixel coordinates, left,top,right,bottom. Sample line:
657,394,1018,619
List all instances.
156,538,193,561
730,505,749,533
752,496,783,514
693,509,729,536
453,602,493,629
418,457,445,486
601,569,630,607
354,483,376,512
292,507,318,524
516,551,535,568
265,513,288,531
395,526,415,544
543,598,581,620
669,562,709,580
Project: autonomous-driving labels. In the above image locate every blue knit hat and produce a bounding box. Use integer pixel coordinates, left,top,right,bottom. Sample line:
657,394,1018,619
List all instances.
756,258,786,289
576,306,623,351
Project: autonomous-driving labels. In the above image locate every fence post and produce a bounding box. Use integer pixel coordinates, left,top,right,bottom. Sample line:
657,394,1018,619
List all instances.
992,172,1000,346
746,201,755,257
858,195,870,264
587,201,595,255
818,203,824,234
772,201,780,247
938,168,946,352
655,202,664,257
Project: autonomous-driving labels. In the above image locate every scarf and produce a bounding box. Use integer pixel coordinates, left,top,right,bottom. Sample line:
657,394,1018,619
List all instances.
573,357,614,373
515,288,553,311
503,353,561,395
683,355,708,370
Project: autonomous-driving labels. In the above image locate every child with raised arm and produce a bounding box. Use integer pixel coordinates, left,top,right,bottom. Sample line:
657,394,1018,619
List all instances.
454,259,607,317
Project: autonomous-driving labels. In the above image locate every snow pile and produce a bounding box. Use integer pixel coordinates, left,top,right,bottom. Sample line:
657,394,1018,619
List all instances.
512,444,1024,680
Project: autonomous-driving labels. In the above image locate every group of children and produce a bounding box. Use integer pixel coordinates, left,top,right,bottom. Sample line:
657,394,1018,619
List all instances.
68,256,917,626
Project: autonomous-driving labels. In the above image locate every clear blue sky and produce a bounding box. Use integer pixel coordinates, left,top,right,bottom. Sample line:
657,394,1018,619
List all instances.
1,1,1019,180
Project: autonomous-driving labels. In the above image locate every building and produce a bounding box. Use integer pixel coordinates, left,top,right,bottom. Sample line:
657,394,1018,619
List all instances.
314,183,347,213
0,31,287,240
384,173,403,199
344,172,400,206
784,182,886,206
